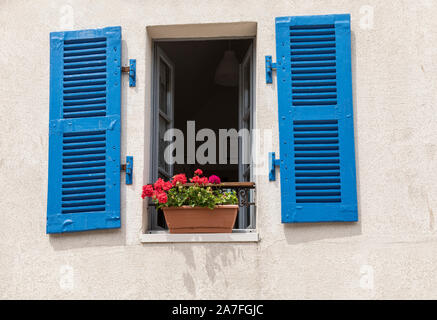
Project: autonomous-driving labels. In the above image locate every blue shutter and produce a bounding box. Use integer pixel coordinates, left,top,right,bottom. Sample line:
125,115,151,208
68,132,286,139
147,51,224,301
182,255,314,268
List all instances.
47,27,122,233
275,14,358,223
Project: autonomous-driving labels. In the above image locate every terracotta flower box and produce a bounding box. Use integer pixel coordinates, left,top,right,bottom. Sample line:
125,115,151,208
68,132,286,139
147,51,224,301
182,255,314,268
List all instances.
163,205,239,234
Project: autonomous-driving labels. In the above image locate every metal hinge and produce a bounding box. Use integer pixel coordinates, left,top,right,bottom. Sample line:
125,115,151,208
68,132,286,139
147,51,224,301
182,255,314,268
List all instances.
268,152,281,181
265,55,277,84
121,59,136,87
121,156,133,185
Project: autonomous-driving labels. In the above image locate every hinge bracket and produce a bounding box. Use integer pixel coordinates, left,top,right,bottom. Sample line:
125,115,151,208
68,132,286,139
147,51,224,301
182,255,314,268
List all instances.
265,55,277,84
121,156,133,185
269,152,281,181
121,59,136,87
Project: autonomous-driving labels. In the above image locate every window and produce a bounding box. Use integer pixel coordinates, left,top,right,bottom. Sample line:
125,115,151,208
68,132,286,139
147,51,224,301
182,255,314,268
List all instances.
148,38,256,233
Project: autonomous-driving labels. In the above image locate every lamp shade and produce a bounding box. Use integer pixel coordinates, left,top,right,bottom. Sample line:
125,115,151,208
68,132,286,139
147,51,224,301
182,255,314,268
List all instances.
214,50,239,87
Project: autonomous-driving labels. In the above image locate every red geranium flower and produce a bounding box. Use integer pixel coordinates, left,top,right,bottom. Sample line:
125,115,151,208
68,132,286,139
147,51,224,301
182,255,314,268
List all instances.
141,184,154,199
200,177,208,184
154,178,166,191
192,175,208,185
172,173,187,186
163,181,173,191
157,192,168,204
194,169,203,176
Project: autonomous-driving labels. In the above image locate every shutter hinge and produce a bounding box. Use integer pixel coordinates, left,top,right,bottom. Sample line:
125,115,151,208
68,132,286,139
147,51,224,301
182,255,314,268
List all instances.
121,156,133,185
268,152,281,181
121,59,136,87
265,55,277,84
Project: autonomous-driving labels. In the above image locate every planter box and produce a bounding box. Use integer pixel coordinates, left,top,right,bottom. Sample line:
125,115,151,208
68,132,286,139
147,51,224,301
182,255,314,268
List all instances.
163,205,238,234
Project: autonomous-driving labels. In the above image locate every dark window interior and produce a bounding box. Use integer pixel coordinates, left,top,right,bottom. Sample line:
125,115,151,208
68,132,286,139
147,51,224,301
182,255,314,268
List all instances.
157,39,252,181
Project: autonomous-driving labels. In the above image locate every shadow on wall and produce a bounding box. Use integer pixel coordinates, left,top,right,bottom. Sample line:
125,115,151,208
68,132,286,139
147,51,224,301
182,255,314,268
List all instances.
49,228,126,251
163,243,250,298
283,221,361,244
283,31,363,244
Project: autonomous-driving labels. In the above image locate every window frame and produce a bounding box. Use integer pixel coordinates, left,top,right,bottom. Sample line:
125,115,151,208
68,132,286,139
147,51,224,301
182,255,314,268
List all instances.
148,36,257,233
156,47,175,180
149,45,175,230
238,43,256,229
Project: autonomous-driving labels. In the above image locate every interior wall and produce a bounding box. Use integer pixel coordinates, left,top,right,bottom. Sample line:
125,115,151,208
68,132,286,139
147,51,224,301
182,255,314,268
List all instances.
158,39,252,181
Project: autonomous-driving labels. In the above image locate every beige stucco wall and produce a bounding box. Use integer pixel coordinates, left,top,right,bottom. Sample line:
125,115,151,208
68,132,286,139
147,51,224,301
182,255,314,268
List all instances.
1,0,437,299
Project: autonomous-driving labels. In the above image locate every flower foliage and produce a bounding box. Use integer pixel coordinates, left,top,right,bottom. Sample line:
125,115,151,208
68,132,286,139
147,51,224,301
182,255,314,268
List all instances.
141,169,238,210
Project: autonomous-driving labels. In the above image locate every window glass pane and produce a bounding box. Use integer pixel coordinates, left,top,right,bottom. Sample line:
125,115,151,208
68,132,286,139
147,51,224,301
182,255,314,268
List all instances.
158,116,169,173
243,60,250,112
159,59,170,114
241,58,251,167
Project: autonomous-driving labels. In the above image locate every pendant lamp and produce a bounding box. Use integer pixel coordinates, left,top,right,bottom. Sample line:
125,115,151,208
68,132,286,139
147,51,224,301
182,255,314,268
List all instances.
214,41,239,87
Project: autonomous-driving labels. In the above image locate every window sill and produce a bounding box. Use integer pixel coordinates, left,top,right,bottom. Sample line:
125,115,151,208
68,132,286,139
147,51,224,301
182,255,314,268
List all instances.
140,231,259,243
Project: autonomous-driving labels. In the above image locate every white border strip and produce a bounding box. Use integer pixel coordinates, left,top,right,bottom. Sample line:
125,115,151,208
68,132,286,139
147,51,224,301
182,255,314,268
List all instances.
140,232,259,243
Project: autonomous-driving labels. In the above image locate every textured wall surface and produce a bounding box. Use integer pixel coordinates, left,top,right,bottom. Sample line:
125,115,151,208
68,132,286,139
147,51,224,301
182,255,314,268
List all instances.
1,0,437,299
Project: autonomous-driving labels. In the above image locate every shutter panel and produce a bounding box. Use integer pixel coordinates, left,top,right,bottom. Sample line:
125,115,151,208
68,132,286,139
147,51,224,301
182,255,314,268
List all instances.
47,27,122,233
275,14,358,223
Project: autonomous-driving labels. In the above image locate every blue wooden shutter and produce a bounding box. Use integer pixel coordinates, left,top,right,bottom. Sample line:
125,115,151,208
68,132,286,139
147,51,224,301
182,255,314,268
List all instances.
47,27,121,233
275,14,358,222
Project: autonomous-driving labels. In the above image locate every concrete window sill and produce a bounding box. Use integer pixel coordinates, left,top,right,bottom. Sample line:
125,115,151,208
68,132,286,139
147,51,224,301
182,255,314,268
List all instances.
140,231,259,243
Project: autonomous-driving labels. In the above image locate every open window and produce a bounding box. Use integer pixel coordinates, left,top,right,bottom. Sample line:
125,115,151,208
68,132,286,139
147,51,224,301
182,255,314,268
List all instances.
149,38,256,232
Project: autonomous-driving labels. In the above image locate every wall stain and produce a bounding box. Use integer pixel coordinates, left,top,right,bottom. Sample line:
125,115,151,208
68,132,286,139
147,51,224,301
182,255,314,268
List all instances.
183,272,196,296
205,246,239,285
171,246,197,297
427,194,434,231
